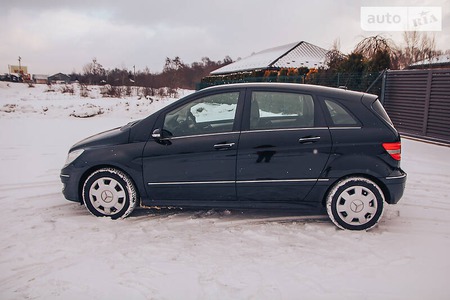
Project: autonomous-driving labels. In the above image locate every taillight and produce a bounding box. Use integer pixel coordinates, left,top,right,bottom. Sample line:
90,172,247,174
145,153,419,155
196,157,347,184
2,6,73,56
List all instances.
382,142,401,161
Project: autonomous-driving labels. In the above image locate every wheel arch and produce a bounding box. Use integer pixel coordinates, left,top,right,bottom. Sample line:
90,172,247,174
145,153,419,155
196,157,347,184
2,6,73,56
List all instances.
321,173,390,207
78,164,141,206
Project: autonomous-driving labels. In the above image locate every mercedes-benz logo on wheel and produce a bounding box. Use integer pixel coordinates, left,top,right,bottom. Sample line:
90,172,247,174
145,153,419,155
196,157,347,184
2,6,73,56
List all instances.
101,190,114,203
350,200,364,213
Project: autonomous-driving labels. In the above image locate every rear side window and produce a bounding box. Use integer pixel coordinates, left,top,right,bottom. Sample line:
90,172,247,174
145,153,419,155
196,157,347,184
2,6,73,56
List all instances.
372,100,394,126
324,99,358,126
250,91,315,130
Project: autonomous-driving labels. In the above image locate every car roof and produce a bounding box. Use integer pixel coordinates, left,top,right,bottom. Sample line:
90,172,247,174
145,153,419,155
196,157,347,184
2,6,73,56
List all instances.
201,82,376,100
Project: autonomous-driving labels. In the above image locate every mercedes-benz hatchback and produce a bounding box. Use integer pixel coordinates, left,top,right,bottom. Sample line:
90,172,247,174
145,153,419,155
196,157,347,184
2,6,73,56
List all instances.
61,83,406,230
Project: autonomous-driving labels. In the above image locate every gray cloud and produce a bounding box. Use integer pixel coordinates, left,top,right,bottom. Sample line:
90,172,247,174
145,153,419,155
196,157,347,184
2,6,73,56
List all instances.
1,0,448,75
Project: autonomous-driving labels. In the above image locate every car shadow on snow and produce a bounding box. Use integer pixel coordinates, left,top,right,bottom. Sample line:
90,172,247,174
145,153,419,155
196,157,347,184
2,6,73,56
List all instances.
129,206,329,225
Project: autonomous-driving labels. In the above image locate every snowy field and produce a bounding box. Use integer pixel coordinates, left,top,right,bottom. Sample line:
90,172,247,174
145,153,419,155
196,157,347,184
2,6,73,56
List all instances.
1,82,450,299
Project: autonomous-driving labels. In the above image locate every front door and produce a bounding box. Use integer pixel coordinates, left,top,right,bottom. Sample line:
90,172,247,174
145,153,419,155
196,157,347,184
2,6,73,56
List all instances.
142,90,243,203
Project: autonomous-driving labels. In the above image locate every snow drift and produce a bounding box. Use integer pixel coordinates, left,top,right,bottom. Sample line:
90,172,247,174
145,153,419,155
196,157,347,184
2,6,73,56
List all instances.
0,82,449,299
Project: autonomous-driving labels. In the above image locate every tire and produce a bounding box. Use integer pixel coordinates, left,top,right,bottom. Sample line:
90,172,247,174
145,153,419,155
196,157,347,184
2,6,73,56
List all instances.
82,168,137,219
326,177,384,231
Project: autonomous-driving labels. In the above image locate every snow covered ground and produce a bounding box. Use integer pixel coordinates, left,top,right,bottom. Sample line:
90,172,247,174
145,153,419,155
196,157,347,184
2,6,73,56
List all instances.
0,82,449,299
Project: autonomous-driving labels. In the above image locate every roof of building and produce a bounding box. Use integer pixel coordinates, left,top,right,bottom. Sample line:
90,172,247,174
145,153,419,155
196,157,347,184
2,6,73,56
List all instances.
49,73,70,78
211,41,328,75
33,74,49,80
409,54,450,68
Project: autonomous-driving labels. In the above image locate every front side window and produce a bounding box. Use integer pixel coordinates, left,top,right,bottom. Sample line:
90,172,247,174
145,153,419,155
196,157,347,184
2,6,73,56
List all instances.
163,92,239,137
250,91,315,130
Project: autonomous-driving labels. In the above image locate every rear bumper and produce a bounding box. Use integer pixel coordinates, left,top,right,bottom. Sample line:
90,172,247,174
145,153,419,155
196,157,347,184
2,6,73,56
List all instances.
382,171,407,204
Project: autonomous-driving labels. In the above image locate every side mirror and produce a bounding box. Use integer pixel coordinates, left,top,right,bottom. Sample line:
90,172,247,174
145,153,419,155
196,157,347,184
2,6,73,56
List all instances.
152,128,173,143
152,128,162,139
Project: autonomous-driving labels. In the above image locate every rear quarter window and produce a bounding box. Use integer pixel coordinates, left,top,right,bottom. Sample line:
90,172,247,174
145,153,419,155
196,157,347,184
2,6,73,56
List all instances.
372,100,394,126
324,99,359,126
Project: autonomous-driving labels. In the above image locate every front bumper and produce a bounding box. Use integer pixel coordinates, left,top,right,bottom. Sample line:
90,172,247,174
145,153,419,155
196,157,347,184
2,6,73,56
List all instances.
60,166,84,203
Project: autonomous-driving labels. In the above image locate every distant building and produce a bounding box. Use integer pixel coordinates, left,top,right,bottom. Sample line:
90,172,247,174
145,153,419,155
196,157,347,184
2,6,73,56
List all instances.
198,41,329,89
211,41,328,76
48,73,71,84
9,65,28,75
33,74,49,84
0,73,20,82
408,54,450,69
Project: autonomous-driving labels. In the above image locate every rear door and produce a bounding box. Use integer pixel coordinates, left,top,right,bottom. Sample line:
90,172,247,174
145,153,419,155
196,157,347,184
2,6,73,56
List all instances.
236,89,332,203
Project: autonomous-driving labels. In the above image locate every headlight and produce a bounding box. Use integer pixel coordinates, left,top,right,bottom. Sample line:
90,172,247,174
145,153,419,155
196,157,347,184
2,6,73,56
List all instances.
64,149,84,166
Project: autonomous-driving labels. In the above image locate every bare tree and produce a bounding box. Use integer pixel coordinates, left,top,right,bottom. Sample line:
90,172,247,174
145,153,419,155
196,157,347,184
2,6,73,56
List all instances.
353,35,393,71
325,39,346,71
392,32,439,69
82,58,106,85
354,35,395,58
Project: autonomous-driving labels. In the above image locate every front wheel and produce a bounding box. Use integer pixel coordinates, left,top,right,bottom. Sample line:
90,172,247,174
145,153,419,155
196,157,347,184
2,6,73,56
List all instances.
82,168,138,219
326,177,384,231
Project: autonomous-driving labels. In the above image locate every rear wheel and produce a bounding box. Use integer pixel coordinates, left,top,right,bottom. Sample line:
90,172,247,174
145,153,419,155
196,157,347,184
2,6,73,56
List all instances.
82,168,137,219
326,177,384,230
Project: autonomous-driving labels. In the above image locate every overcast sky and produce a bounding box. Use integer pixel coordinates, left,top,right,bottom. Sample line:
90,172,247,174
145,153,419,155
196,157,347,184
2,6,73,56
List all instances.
1,0,448,75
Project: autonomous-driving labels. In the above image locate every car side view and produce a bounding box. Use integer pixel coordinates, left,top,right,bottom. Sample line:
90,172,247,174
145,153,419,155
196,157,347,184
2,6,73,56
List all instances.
61,83,406,230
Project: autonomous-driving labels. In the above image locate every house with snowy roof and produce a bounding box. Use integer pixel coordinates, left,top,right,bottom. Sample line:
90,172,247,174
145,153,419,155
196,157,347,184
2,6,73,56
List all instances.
32,74,49,84
48,73,71,84
407,54,450,69
211,41,328,75
199,41,329,89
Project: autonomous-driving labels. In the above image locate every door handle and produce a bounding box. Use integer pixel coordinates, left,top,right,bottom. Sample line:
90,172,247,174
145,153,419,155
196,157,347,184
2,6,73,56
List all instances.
214,143,235,150
299,136,321,144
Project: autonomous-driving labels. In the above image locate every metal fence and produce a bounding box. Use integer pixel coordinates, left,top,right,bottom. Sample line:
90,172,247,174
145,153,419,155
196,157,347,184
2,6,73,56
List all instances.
197,72,383,96
381,69,450,143
198,69,450,143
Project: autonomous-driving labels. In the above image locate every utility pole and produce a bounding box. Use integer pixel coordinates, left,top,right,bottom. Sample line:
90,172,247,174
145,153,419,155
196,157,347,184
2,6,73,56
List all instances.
18,56,22,74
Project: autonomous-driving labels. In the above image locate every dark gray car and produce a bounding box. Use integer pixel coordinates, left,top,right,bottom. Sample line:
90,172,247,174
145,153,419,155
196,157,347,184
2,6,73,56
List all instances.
61,83,406,230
